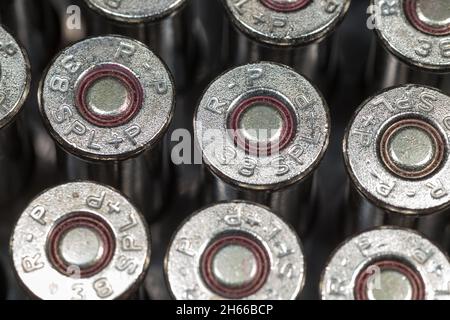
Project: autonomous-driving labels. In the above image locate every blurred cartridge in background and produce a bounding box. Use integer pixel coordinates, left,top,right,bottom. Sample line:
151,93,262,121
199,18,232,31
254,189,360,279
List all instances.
10,182,150,300
194,62,330,234
165,201,305,300
367,0,450,94
39,35,174,221
222,0,351,95
83,0,225,92
0,25,33,207
321,227,450,300
343,85,450,243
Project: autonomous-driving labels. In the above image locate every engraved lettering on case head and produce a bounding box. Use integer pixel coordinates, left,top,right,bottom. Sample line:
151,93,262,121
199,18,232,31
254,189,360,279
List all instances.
29,206,47,226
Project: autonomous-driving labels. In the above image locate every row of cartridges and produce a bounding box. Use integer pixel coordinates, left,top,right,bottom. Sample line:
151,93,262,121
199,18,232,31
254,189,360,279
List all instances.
0,0,449,300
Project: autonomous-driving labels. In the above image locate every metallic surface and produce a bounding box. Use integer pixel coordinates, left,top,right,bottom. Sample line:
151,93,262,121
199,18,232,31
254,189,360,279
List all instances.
10,182,151,300
189,0,227,86
203,170,319,234
222,0,351,94
367,0,450,94
0,25,33,205
209,243,259,289
1,0,443,301
85,0,186,24
343,183,449,243
39,35,174,219
82,0,188,89
0,1,65,176
320,227,450,300
58,226,105,269
354,259,425,300
165,201,305,300
0,122,35,206
0,25,30,129
83,0,224,93
195,62,329,229
223,0,350,46
58,142,171,221
379,118,444,179
0,0,60,71
343,85,450,241
344,85,450,214
408,0,450,36
373,0,450,70
199,232,271,299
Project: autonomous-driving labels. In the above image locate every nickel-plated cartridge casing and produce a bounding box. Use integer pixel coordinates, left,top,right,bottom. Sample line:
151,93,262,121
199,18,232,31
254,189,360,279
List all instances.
367,0,450,94
39,35,174,221
0,25,33,206
343,85,450,243
222,0,351,94
165,201,305,300
195,61,330,234
10,182,151,300
321,227,450,300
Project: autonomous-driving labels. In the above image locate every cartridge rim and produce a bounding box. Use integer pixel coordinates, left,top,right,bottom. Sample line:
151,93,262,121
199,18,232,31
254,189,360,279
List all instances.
39,36,174,161
373,0,450,71
0,25,31,129
195,62,330,190
344,85,450,215
320,227,450,300
223,0,351,46
84,0,186,24
165,201,305,300
10,182,151,300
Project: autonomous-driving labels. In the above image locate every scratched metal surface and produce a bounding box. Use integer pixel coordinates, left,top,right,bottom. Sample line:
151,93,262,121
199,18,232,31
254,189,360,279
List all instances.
0,0,372,300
